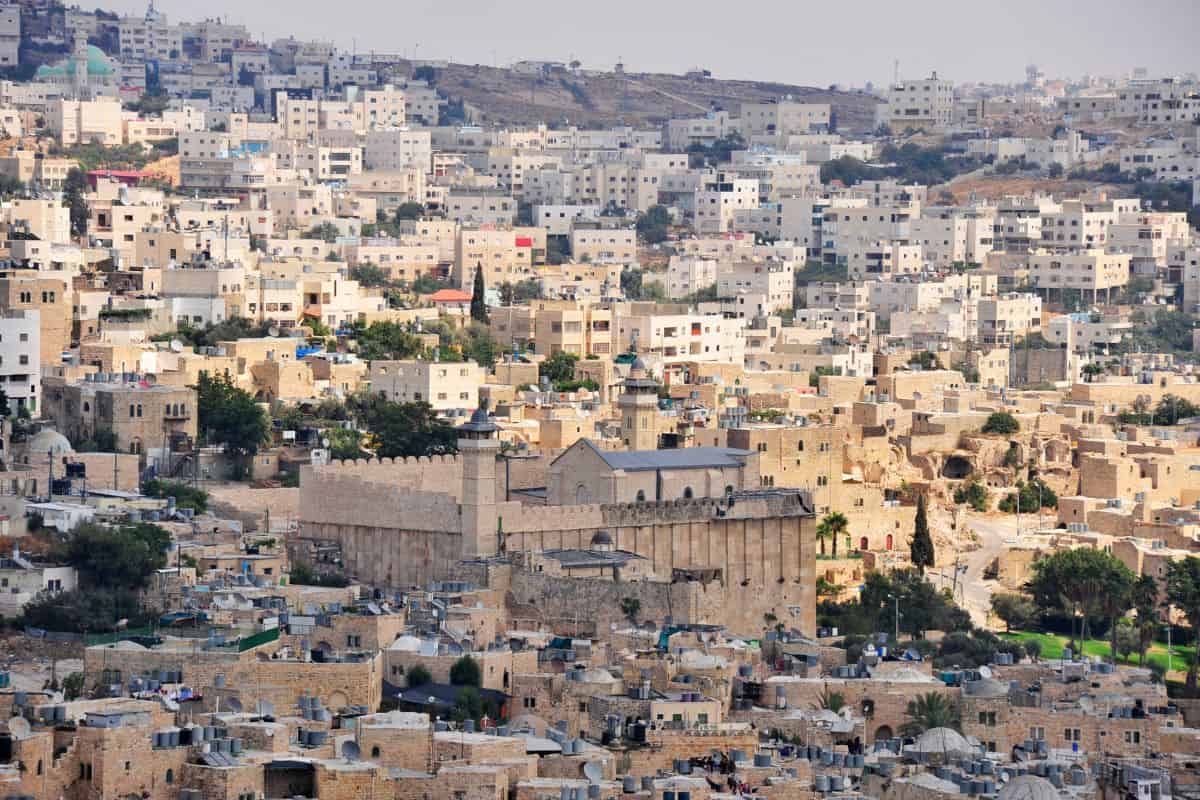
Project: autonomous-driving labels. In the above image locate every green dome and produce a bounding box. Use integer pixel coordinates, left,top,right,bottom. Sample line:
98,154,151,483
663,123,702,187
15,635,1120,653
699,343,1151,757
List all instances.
34,45,114,80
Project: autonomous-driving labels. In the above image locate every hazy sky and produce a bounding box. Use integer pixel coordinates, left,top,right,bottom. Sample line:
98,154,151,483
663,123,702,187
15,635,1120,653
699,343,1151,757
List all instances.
109,0,1198,88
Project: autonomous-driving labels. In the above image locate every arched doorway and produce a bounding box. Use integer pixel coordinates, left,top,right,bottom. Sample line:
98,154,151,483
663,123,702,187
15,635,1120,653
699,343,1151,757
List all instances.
873,725,894,742
859,537,869,551
885,534,893,550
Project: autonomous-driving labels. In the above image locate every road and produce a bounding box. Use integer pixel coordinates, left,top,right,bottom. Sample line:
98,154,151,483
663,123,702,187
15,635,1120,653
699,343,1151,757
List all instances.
929,512,1021,629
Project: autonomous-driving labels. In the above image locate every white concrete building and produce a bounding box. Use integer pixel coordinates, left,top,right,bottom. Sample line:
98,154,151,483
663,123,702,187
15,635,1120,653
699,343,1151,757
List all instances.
0,310,40,415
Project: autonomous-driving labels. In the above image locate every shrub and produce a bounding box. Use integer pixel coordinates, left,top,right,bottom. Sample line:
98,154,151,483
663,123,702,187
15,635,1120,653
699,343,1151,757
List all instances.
449,655,482,687
406,665,432,687
981,411,1019,435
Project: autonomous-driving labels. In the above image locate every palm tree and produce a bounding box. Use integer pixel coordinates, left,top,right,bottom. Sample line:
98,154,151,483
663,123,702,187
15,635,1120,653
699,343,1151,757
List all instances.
817,512,848,559
1132,574,1161,668
901,692,960,737
813,686,846,713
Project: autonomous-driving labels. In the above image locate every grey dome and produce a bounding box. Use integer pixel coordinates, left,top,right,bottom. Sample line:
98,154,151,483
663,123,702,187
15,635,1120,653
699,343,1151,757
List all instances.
631,356,647,372
29,429,72,456
912,727,973,755
590,530,614,547
998,775,1060,800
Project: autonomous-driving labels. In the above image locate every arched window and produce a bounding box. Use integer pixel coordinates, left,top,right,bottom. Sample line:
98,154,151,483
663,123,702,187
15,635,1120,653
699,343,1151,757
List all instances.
798,440,804,452
575,484,591,504
725,485,734,497
635,490,646,502
859,537,869,551
885,534,894,550
371,746,381,758
682,487,694,499
165,769,174,784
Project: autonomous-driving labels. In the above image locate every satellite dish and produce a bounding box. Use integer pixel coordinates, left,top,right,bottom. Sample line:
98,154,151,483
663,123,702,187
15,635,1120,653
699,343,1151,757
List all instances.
268,325,280,337
341,740,361,760
226,697,243,713
7,717,31,740
256,700,275,716
321,438,330,448
170,338,184,353
583,762,604,783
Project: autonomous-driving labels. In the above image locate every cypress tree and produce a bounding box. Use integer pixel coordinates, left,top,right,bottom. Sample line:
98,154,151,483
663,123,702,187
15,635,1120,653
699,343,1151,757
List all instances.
470,263,489,324
910,493,935,575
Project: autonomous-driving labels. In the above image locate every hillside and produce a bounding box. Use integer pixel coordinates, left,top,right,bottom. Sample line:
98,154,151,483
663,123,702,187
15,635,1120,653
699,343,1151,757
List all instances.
408,62,880,132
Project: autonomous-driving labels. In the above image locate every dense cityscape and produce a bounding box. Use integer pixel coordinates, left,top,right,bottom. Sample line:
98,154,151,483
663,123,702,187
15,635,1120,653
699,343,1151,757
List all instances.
0,2,1198,799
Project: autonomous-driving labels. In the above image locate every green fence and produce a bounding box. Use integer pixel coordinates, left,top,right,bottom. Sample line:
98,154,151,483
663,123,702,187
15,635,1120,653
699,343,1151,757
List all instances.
237,627,280,651
84,626,158,646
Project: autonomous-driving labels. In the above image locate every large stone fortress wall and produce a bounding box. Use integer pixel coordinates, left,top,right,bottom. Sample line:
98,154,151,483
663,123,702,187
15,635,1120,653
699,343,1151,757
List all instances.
298,455,817,634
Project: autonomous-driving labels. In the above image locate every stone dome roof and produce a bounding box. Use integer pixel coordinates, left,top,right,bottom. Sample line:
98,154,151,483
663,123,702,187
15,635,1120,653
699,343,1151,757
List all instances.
590,530,613,547
912,727,973,755
29,428,72,456
998,775,1060,800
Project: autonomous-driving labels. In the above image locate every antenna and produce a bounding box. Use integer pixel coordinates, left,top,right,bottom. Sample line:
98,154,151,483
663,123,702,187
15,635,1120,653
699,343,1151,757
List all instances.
169,338,184,353
268,325,280,337
893,59,900,85
583,762,604,782
226,697,243,713
341,740,361,760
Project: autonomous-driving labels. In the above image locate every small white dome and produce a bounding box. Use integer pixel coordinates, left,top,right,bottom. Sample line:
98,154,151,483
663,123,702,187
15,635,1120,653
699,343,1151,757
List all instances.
998,775,1061,800
29,429,72,456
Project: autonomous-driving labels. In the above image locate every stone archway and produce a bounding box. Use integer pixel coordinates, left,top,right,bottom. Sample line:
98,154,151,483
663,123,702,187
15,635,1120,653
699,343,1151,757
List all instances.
873,724,894,743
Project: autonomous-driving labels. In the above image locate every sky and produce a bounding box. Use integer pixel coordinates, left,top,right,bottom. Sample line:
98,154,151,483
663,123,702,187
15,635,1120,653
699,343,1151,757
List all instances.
108,0,1199,89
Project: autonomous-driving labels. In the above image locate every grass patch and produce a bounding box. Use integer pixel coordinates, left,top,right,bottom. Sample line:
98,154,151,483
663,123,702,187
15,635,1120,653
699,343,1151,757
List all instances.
1001,631,1192,675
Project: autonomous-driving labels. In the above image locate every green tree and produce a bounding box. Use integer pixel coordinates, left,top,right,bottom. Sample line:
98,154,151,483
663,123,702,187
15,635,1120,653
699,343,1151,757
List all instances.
953,479,988,512
1165,557,1200,691
1132,574,1162,667
449,655,482,687
62,672,85,700
142,480,209,513
998,478,1057,514
816,511,848,558
1026,548,1119,653
620,597,641,624
306,222,340,243
901,692,960,736
20,587,154,634
406,665,432,687
349,264,392,288
1154,395,1200,426
813,687,846,712
991,593,1037,632
352,321,426,361
63,168,90,237
1097,560,1136,665
74,427,119,453
470,264,489,324
635,205,671,244
981,411,1020,435
451,686,484,723
393,201,425,222
539,351,579,385
364,400,458,459
59,521,171,589
910,494,934,574
196,372,269,463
